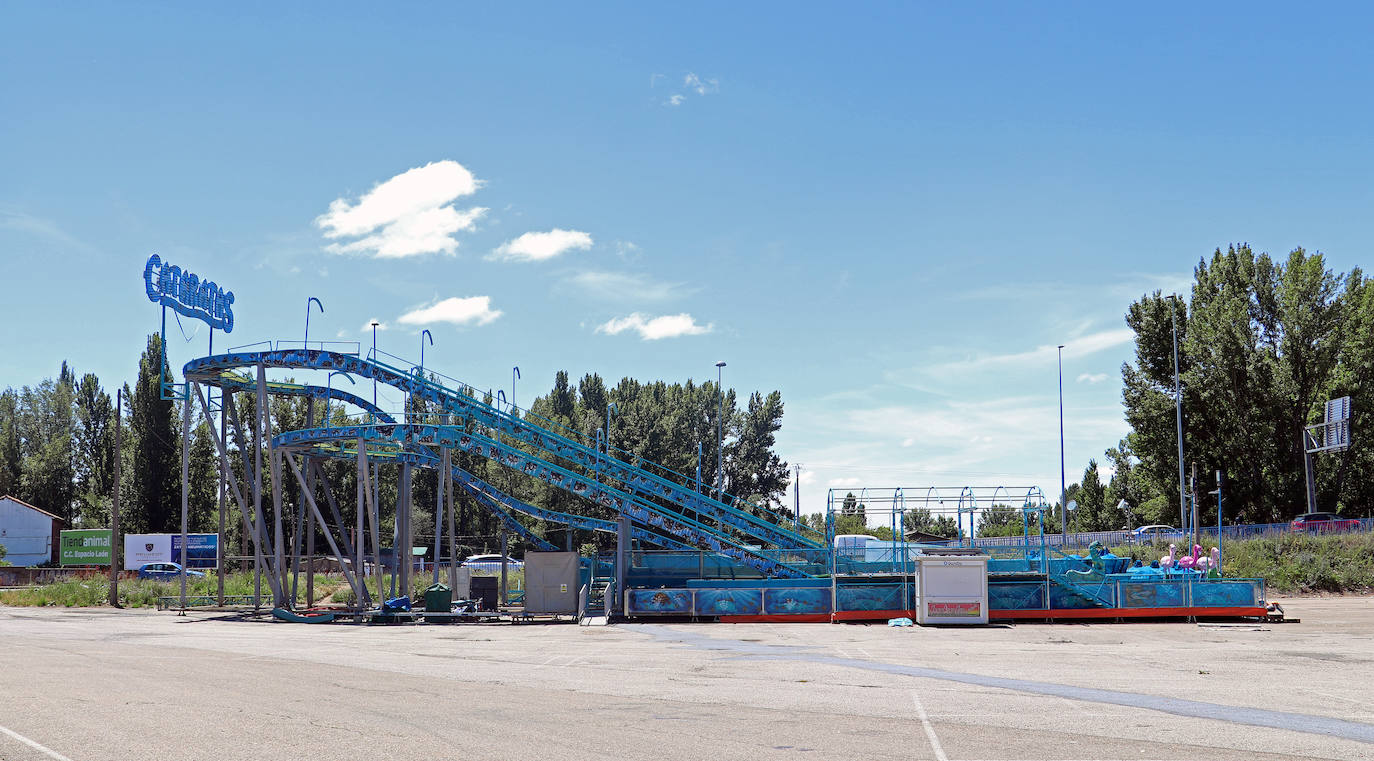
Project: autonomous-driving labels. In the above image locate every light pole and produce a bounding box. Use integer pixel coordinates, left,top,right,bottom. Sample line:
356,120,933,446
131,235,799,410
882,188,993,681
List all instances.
370,321,379,411
1057,345,1067,541
511,366,521,413
415,329,433,424
325,371,354,424
1170,295,1187,535
304,297,323,350
696,441,703,493
715,361,726,496
606,402,619,458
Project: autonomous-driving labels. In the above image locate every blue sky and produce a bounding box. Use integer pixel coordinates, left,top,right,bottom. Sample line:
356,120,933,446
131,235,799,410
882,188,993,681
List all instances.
3,4,1372,521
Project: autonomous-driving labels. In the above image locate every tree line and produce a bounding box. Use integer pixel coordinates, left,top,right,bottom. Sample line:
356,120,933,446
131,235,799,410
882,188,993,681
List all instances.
0,337,794,558
1053,245,1374,533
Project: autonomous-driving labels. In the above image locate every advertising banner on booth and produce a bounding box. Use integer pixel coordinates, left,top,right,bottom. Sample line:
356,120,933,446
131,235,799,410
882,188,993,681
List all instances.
59,529,113,566
123,534,219,570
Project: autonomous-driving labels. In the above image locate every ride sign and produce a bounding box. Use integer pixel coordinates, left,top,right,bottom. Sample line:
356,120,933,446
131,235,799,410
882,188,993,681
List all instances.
143,253,235,332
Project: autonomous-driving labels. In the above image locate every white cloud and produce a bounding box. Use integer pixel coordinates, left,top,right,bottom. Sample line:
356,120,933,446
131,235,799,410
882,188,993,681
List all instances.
316,160,487,258
798,470,817,486
563,271,690,302
361,319,387,332
661,72,719,107
684,72,719,95
596,312,712,340
1077,372,1109,384
928,328,1135,375
397,297,502,327
828,477,862,487
491,229,593,262
901,437,916,447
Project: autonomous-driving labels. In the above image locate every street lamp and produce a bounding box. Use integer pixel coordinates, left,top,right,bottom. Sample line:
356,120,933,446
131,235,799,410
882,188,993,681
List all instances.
304,297,323,351
324,371,354,424
511,366,521,413
414,329,433,424
715,361,726,496
419,329,433,376
1057,345,1066,541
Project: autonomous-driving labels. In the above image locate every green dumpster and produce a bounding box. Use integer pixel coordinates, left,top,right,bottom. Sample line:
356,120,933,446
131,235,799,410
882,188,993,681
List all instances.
423,582,453,613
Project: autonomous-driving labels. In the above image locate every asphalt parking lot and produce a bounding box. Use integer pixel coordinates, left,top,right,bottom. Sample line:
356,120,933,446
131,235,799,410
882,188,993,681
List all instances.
1,597,1372,761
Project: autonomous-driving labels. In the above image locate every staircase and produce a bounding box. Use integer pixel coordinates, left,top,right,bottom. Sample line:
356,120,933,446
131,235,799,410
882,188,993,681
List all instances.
579,579,613,626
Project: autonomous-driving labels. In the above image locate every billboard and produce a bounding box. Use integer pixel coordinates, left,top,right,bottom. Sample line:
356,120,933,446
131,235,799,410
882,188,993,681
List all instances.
171,533,219,568
59,529,113,566
123,534,219,570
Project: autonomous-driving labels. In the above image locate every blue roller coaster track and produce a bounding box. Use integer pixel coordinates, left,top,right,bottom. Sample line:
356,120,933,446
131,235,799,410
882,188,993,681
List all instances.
184,348,827,582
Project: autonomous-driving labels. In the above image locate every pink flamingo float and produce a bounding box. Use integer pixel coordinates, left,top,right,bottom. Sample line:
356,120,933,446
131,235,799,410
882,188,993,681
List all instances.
1210,547,1221,576
1176,544,1204,572
1159,544,1177,573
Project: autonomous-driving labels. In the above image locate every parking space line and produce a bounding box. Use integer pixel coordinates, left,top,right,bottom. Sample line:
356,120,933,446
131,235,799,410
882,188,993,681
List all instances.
0,724,76,761
911,690,949,761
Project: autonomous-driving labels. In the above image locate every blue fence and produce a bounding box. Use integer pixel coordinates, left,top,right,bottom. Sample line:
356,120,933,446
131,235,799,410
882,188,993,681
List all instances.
957,517,1374,550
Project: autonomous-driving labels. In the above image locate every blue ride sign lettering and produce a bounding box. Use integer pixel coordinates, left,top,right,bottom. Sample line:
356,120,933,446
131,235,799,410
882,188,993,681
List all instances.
143,254,235,332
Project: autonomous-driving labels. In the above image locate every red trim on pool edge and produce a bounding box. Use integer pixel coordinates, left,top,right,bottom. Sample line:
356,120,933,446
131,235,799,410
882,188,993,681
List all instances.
989,606,1267,620
832,609,916,622
721,606,1266,623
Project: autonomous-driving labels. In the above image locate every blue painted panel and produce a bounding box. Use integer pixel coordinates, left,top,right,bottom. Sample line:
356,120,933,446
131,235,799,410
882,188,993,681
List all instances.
763,587,832,615
835,584,902,612
626,589,691,615
990,582,1045,610
1120,581,1186,608
1191,580,1259,607
694,588,763,616
1048,583,1108,609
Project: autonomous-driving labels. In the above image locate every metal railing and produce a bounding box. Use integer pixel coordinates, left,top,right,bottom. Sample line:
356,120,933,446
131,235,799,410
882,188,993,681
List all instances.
948,517,1374,549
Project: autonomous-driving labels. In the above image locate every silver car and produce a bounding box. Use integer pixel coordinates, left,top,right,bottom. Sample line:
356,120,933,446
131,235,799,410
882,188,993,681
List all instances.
460,553,524,571
1130,524,1180,543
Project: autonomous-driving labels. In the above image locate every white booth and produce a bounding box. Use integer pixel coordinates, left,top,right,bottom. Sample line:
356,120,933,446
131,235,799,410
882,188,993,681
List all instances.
914,553,989,625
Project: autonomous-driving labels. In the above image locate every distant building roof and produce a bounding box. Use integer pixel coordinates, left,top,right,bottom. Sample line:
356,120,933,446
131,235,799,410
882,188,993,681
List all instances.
0,495,64,522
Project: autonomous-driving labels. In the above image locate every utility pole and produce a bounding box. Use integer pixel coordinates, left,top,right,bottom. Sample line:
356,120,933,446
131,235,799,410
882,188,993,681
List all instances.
1171,296,1187,537
793,464,803,530
1209,470,1223,574
1057,345,1066,542
108,389,122,608
715,361,726,496
1190,462,1199,552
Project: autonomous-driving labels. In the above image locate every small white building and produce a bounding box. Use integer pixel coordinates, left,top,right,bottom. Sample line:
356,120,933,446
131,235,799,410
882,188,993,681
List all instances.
0,496,63,567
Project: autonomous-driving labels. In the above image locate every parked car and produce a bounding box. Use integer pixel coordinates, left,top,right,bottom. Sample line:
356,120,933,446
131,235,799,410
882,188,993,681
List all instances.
1289,512,1361,533
1130,525,1180,543
460,554,524,572
137,562,206,580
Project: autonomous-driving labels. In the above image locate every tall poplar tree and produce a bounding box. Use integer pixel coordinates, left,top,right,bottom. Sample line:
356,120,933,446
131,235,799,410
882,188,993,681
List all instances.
128,334,180,533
